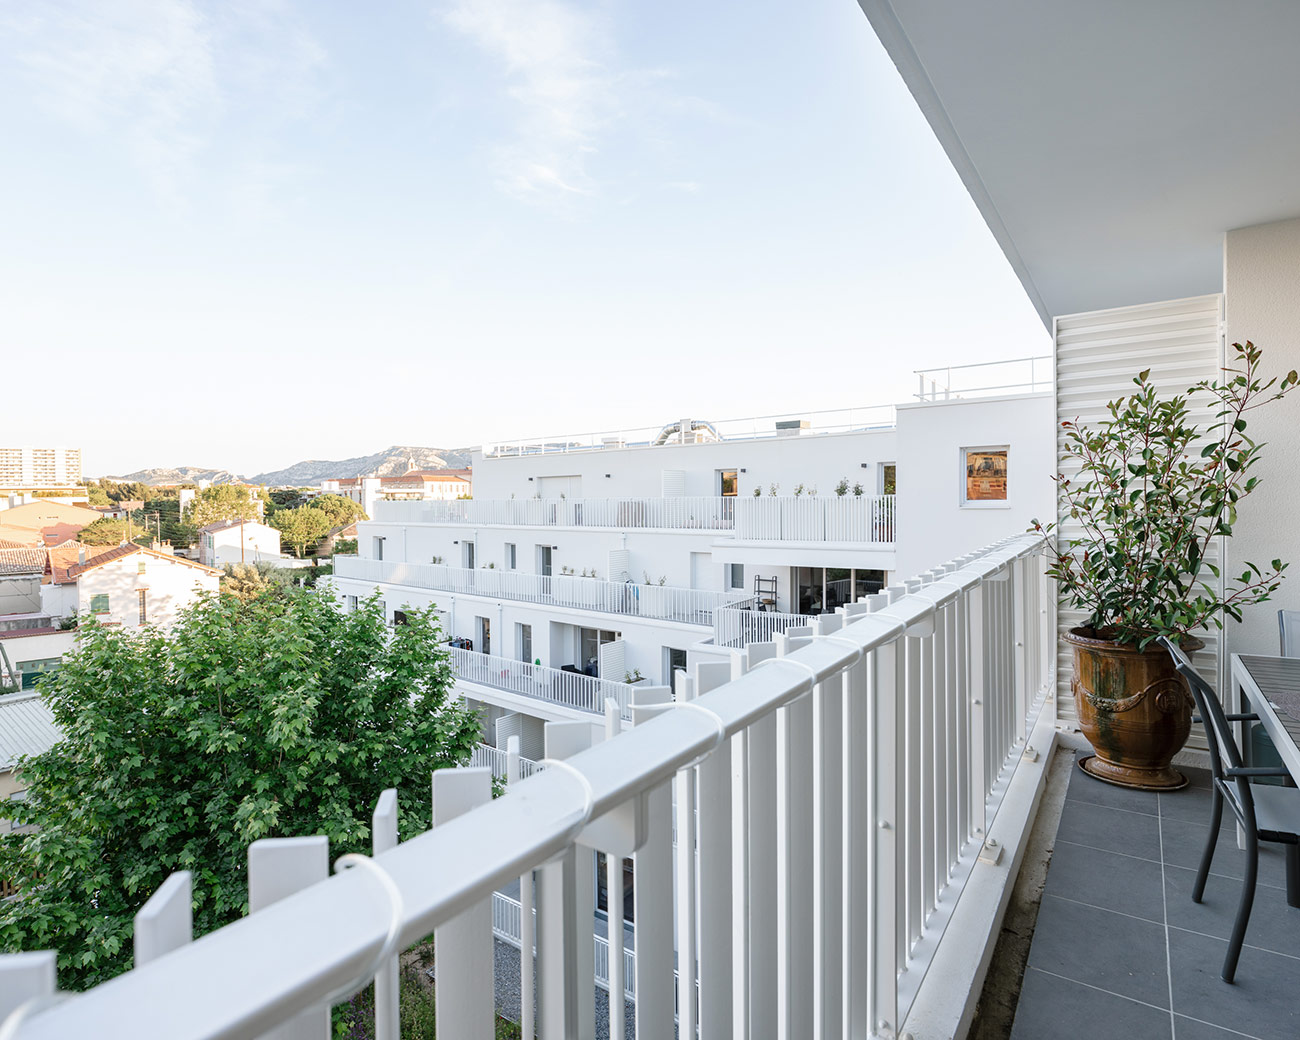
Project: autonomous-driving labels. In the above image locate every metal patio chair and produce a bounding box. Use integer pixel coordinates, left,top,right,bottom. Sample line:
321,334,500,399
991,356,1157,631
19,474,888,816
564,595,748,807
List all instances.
1160,636,1300,982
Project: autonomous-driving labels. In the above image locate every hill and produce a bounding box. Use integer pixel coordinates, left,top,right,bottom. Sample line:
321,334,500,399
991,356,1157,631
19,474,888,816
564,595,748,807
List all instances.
103,447,474,487
103,466,244,485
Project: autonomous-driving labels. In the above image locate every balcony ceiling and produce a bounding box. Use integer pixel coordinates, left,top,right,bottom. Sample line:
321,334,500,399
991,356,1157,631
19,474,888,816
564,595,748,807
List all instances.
858,1,1300,326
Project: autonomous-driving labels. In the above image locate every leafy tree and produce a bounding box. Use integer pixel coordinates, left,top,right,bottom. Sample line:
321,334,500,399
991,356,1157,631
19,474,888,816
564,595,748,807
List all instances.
184,485,262,528
84,483,113,508
76,517,151,546
333,538,358,555
313,493,368,527
272,506,333,557
220,561,289,602
0,592,479,989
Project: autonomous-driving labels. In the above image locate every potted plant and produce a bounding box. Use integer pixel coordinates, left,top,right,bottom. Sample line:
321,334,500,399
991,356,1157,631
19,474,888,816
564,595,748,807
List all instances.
1035,342,1295,789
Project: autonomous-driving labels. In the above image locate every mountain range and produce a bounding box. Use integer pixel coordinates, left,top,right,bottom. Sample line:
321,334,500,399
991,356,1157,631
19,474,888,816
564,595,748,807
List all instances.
105,445,475,487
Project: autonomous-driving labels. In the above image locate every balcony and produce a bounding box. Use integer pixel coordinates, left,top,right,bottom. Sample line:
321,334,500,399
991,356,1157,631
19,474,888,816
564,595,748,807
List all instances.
377,496,736,530
333,556,751,626
451,647,636,720
734,494,895,543
469,742,542,781
6,532,1056,1040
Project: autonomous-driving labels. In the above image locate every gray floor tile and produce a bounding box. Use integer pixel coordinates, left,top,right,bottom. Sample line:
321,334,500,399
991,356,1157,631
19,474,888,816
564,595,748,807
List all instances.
1057,797,1164,859
1067,768,1165,816
1026,895,1171,1008
1043,840,1165,923
1174,1015,1266,1039
1164,864,1300,958
1009,968,1171,1040
1168,929,1300,1040
1157,817,1291,891
1159,784,1236,832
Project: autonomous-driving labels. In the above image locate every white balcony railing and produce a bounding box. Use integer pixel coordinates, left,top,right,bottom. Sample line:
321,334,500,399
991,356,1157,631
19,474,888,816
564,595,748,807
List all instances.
734,494,896,543
452,648,636,720
470,743,541,781
378,496,736,530
713,605,816,648
334,556,751,625
7,533,1054,1040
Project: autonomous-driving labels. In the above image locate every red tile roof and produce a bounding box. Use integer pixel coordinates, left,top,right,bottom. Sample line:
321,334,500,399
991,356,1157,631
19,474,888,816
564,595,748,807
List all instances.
62,543,221,581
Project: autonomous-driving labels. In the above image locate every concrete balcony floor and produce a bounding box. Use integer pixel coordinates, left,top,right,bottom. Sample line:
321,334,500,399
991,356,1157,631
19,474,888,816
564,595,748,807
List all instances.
999,747,1300,1040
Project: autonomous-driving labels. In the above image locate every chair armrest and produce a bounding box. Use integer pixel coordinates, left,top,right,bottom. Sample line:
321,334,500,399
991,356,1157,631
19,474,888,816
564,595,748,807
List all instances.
1225,767,1293,778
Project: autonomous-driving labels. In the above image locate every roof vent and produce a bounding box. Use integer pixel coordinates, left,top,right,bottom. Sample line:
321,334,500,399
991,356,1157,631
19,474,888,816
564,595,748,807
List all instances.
776,419,810,437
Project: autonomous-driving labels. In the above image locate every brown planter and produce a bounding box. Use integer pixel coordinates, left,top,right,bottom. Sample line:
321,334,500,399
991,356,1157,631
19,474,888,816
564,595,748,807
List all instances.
1065,627,1203,791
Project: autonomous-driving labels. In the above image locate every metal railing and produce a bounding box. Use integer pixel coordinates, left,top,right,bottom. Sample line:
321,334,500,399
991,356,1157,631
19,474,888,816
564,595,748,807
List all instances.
481,404,898,458
452,648,636,720
734,494,896,543
333,556,751,626
375,496,737,530
7,532,1054,1040
470,743,541,781
914,355,1052,401
712,606,816,649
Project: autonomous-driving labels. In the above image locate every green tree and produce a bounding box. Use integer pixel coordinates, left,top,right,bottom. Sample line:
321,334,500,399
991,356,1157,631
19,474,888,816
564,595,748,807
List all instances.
76,517,151,546
184,485,261,528
313,493,368,527
220,561,290,602
272,505,333,557
0,592,479,989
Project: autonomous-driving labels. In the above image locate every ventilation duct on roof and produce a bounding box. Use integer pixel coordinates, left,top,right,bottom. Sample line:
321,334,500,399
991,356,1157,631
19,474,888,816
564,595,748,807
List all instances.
652,418,721,446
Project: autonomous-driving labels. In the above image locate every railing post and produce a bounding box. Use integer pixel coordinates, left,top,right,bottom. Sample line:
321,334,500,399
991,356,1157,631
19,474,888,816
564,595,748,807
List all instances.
134,871,192,967
673,672,698,1040
967,580,988,841
869,603,903,1039
0,950,56,1023
694,661,734,1039
631,684,674,1040
433,769,494,1040
604,700,626,1040
248,836,330,1040
372,790,400,1040
811,613,844,1040
510,737,538,1040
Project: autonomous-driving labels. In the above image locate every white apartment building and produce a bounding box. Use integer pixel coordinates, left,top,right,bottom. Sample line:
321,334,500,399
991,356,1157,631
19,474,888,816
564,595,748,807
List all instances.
327,385,1052,759
197,519,283,569
320,469,472,518
0,448,82,492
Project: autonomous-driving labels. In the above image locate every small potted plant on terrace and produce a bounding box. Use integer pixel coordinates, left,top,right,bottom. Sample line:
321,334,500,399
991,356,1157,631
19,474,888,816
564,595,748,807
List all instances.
1034,341,1296,790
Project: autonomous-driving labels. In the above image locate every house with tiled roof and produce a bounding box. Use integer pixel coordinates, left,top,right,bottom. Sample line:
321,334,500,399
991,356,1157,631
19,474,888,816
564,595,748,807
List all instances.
56,544,220,630
0,548,47,615
196,518,282,568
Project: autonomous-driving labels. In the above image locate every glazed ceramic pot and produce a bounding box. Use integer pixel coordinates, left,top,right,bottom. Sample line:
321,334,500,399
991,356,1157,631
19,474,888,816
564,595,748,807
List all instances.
1065,627,1203,791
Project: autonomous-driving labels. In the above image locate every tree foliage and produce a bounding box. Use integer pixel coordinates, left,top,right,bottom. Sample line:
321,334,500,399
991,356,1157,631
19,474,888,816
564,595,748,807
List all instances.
272,506,334,557
220,561,291,602
313,493,368,528
1034,341,1298,646
184,485,262,528
0,592,479,989
76,517,151,546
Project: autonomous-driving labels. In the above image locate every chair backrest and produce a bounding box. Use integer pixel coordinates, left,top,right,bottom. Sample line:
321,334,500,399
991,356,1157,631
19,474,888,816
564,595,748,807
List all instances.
1160,636,1258,827
1279,609,1300,657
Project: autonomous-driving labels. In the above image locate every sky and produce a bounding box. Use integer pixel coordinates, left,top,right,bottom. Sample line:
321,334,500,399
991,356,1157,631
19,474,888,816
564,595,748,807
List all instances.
0,0,1047,477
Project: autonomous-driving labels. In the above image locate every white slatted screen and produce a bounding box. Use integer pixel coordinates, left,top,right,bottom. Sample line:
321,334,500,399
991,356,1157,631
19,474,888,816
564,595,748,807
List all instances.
1054,294,1225,725
661,469,685,497
598,638,627,683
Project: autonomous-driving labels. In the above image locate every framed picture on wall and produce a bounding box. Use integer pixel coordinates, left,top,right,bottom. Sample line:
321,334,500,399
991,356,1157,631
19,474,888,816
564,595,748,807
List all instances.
963,447,1008,503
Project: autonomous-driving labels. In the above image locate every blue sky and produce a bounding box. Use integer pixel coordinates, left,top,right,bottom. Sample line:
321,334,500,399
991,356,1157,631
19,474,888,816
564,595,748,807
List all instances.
0,0,1046,477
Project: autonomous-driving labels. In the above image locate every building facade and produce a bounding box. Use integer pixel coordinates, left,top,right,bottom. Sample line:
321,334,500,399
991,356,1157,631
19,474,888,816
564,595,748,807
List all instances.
197,520,283,569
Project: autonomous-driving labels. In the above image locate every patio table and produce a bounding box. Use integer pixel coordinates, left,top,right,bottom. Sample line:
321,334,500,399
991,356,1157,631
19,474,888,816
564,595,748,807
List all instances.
1229,653,1300,904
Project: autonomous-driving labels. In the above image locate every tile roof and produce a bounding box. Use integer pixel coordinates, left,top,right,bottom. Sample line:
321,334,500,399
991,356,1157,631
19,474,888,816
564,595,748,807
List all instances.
0,538,34,550
47,543,122,584
0,691,62,770
0,548,48,576
0,526,43,548
62,543,221,580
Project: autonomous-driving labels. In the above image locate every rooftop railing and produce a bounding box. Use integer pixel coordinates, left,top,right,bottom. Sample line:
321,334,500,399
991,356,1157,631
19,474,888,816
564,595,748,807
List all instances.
451,647,636,720
6,532,1054,1040
375,496,736,530
734,494,895,543
333,556,752,626
913,354,1053,401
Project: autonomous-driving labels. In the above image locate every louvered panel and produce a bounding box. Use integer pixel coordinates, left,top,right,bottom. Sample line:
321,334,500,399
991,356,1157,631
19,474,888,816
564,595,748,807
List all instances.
1054,294,1225,735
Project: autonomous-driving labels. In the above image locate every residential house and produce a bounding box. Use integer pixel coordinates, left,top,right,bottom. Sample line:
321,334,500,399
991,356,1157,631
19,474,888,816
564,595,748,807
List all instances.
320,468,472,517
58,544,219,629
0,691,61,837
197,519,282,569
0,501,102,548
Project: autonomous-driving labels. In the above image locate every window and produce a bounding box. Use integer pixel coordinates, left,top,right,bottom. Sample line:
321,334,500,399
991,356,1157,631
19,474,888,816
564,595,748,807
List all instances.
138,589,147,625
505,543,517,570
537,545,553,577
963,447,1008,504
718,469,739,497
477,616,491,656
137,560,147,575
728,563,745,590
346,595,358,612
90,593,109,615
16,659,60,691
579,628,617,675
880,463,897,495
664,646,688,685
595,852,635,924
795,567,886,615
464,541,476,569
517,622,533,663
393,610,409,626
373,536,385,561
376,599,386,621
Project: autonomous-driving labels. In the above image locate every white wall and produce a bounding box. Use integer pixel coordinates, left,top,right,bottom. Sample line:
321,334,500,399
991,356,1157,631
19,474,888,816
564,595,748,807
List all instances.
1223,216,1300,658
0,576,42,616
78,555,220,629
205,524,283,568
893,393,1055,578
471,427,899,502
0,629,77,681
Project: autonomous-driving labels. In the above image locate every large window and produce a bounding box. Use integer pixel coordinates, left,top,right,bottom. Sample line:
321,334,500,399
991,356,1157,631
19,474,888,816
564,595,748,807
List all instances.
795,567,886,615
717,469,739,497
518,622,533,663
579,628,617,675
505,542,517,570
728,563,745,590
664,646,688,685
463,541,476,569
880,463,897,495
373,536,385,561
963,447,1008,504
537,545,553,577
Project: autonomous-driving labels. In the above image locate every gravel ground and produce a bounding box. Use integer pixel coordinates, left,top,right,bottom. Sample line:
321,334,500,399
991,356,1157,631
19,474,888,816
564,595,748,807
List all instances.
492,938,638,1040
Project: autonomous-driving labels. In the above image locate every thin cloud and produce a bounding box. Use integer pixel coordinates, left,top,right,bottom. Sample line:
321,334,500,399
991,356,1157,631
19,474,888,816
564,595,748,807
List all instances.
441,0,632,203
